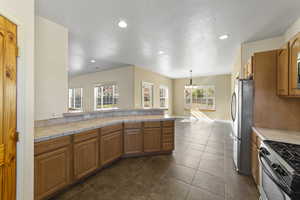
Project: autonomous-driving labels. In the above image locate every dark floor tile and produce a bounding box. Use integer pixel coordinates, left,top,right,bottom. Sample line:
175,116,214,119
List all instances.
148,177,190,200
165,164,196,184
52,120,259,200
198,158,225,179
171,153,201,169
192,170,226,197
53,182,90,200
187,186,224,200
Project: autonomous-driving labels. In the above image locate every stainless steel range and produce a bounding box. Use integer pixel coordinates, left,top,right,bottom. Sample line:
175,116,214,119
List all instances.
259,141,300,200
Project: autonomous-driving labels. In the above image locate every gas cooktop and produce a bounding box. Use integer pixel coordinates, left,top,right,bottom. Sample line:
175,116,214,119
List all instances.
264,140,300,173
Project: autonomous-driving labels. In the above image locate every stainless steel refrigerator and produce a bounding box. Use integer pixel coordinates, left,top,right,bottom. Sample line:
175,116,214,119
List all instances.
231,79,253,175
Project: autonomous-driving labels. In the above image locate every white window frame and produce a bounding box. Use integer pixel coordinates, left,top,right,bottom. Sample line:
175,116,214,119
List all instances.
159,85,169,108
94,83,119,111
68,88,83,112
142,81,154,109
184,85,216,111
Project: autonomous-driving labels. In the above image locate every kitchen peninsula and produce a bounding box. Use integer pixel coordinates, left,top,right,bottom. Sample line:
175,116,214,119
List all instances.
34,109,176,200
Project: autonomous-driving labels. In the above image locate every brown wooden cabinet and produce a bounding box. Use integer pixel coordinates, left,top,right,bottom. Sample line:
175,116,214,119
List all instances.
124,122,143,154
289,33,300,96
251,131,261,186
73,130,99,180
277,43,289,96
34,120,175,199
162,127,174,151
144,127,161,152
101,130,122,165
276,33,300,97
34,137,71,200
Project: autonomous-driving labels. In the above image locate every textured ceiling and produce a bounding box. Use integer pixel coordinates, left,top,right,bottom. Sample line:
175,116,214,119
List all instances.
36,0,300,78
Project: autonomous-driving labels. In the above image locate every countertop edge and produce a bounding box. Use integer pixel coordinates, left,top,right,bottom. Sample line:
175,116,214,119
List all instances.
251,126,266,141
35,117,177,143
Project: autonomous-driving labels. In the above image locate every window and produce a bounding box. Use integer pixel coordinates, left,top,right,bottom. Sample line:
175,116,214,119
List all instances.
68,88,83,111
159,86,169,108
142,82,154,108
94,84,119,110
184,85,216,111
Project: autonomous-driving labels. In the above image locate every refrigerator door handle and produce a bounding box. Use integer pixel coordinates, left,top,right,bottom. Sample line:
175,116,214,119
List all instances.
231,92,237,122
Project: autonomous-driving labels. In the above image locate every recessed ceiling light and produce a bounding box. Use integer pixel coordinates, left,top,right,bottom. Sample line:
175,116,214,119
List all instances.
219,34,229,40
158,51,165,55
118,20,127,28
90,59,96,63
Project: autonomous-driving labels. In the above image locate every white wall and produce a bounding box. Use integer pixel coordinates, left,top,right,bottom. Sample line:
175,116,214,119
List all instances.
69,66,135,112
0,0,35,200
133,67,173,114
173,74,231,120
241,36,284,67
284,17,300,42
231,46,242,93
35,16,69,120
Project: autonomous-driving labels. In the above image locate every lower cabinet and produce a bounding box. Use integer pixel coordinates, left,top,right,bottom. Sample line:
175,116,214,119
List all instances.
124,129,143,154
143,128,161,152
101,131,122,165
73,137,99,180
34,120,175,199
251,144,259,185
251,131,261,186
35,146,71,200
162,127,174,151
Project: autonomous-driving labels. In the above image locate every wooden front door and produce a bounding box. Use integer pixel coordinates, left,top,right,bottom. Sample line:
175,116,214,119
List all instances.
0,15,18,200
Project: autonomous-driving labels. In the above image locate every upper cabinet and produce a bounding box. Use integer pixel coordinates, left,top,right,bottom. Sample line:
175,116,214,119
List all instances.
277,43,289,96
289,33,300,96
277,33,300,97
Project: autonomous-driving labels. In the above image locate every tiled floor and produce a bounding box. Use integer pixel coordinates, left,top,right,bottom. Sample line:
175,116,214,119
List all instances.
53,120,259,200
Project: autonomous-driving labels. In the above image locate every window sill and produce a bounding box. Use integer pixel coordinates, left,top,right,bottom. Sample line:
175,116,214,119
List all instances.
68,110,83,113
95,107,118,111
199,109,216,112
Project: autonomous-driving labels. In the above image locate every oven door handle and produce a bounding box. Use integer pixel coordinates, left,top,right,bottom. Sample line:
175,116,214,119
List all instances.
258,151,287,200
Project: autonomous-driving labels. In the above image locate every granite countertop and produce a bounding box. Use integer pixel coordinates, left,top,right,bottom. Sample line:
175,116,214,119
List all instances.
252,127,300,145
63,108,167,117
35,115,176,143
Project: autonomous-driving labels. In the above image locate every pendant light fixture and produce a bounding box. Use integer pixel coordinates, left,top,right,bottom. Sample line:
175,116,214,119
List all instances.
189,70,193,86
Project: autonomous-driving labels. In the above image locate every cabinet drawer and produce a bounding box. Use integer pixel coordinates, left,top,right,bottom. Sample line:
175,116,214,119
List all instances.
162,120,174,127
162,127,174,134
124,122,142,129
101,123,123,135
144,121,161,128
163,135,173,142
35,136,71,155
74,129,99,143
144,127,161,134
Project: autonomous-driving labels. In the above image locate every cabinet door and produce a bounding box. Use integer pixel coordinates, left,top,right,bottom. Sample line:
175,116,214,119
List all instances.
162,127,174,151
251,144,258,185
101,131,122,165
277,44,289,96
35,147,71,200
124,129,143,154
289,33,300,96
144,128,161,152
73,138,99,180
